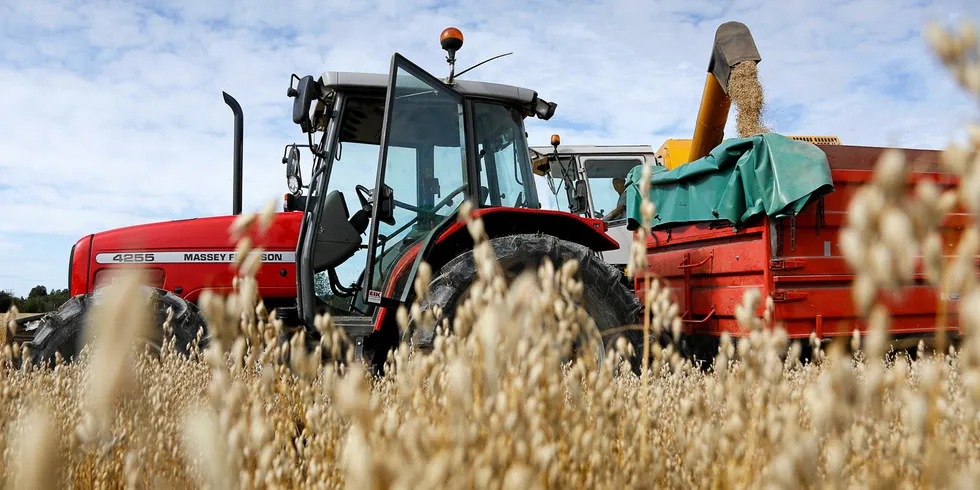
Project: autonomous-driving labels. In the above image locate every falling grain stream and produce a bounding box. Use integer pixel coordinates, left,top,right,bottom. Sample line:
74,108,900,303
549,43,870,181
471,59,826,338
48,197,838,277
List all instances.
730,61,770,137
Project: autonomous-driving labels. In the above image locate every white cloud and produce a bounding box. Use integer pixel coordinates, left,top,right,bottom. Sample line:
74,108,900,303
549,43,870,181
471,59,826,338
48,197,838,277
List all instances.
1,0,979,297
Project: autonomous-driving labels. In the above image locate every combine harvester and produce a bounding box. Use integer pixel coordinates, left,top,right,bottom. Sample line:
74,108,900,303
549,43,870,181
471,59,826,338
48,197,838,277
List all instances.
616,21,969,360
529,140,659,275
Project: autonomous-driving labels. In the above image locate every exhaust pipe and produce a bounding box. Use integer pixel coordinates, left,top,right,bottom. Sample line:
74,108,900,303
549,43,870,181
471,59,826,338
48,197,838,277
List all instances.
687,21,762,164
222,91,244,215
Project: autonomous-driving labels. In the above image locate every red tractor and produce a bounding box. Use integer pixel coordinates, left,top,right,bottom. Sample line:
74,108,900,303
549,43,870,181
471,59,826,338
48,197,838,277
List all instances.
22,28,643,369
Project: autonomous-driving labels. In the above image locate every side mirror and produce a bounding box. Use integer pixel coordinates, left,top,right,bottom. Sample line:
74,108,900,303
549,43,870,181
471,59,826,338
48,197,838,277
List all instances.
284,146,303,195
288,75,319,133
376,184,396,226
569,179,588,214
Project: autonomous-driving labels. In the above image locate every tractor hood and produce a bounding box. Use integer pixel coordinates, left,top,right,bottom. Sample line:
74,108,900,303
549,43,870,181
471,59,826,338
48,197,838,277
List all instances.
89,213,303,251
70,212,304,299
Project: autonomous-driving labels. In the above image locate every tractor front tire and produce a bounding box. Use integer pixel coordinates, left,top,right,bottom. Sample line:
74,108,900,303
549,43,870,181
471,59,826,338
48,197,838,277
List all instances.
25,287,208,367
406,233,645,367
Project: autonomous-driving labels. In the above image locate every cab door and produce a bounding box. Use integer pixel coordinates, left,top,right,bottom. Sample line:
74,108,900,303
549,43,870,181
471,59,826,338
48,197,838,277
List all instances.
362,53,469,308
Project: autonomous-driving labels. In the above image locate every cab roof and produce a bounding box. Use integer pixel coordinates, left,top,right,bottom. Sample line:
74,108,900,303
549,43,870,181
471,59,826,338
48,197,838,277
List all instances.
318,71,540,106
529,144,660,180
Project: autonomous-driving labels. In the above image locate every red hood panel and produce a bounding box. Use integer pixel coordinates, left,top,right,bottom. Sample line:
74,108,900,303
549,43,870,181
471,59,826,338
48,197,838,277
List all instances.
91,212,303,250
81,212,303,301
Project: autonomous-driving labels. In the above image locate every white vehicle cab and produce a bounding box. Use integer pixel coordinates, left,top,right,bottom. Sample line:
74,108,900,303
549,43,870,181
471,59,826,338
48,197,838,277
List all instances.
531,138,661,272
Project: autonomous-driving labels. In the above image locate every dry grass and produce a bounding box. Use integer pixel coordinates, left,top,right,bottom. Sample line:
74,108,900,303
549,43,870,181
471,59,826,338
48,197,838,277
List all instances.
1,19,980,490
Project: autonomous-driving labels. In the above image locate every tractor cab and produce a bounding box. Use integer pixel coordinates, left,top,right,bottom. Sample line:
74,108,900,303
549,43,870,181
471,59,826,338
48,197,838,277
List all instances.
286,28,559,354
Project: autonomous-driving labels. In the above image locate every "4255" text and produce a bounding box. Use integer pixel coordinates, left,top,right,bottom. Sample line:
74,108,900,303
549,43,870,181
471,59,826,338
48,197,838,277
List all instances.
109,253,156,263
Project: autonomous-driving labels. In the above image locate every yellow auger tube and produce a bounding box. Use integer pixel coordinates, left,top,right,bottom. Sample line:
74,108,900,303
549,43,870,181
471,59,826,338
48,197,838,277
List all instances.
686,21,762,164
688,72,733,166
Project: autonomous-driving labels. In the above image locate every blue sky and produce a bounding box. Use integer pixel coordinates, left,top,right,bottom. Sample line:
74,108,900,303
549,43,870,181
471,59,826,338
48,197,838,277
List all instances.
1,0,979,297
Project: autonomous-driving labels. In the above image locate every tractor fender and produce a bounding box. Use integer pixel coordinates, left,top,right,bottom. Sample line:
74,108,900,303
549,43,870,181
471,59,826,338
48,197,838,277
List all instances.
371,208,624,336
424,208,620,272
472,207,619,252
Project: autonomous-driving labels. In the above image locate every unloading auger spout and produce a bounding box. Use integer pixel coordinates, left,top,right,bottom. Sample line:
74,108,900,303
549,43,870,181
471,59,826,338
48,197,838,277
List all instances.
687,21,762,164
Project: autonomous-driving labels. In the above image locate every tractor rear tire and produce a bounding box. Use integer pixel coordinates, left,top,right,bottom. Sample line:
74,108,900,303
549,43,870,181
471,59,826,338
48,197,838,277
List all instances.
25,287,208,367
406,233,645,367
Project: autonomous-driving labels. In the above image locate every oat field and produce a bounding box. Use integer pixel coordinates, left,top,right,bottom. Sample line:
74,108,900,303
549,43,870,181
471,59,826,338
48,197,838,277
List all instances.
2,19,980,490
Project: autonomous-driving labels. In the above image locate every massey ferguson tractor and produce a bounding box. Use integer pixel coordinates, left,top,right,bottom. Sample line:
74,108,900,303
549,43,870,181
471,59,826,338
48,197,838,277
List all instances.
21,28,644,369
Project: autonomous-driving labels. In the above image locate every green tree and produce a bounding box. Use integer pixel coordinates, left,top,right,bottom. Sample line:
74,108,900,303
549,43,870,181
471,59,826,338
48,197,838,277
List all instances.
0,290,23,313
0,286,69,314
43,288,70,312
28,285,47,299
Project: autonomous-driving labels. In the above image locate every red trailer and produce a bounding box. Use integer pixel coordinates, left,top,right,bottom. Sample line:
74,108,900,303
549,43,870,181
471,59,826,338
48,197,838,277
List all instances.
632,143,966,354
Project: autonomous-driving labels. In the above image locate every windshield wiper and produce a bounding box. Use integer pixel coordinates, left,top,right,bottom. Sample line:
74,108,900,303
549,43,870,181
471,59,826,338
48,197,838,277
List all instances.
395,89,439,100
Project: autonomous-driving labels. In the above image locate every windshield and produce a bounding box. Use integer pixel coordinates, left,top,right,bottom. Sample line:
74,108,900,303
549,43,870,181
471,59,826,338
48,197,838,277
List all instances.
365,89,542,305
589,176,622,219
585,157,643,222
544,155,579,214
473,101,539,210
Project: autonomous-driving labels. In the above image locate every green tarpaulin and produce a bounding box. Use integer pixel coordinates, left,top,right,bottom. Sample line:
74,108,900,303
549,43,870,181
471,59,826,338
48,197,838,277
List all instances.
625,133,835,231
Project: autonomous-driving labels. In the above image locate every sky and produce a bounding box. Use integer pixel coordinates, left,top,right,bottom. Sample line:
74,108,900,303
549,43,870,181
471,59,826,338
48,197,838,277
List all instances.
1,0,979,297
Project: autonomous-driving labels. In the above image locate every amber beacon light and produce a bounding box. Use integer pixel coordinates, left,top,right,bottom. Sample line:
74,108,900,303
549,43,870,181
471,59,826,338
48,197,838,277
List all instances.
441,27,464,83
440,27,464,51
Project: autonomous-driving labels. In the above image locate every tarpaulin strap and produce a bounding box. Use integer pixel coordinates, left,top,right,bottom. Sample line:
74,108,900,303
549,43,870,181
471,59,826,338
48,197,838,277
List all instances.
776,220,784,256
815,197,825,236
790,214,797,251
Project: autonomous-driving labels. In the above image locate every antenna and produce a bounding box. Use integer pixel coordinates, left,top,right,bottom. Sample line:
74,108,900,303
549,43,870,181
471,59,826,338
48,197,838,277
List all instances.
439,27,514,83
455,52,514,78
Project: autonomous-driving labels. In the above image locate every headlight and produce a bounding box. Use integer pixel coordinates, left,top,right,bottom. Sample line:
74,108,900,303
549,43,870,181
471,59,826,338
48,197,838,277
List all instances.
284,145,303,195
